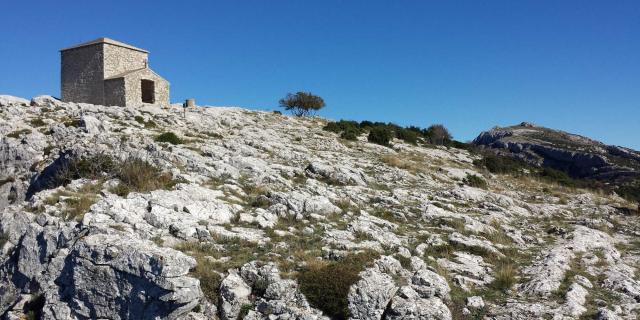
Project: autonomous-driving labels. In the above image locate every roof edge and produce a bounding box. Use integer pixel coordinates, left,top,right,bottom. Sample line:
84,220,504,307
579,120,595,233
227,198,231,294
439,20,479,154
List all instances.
60,37,149,53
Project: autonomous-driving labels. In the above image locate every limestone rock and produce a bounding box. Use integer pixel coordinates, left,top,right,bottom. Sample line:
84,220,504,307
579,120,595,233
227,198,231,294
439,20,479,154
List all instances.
219,273,252,320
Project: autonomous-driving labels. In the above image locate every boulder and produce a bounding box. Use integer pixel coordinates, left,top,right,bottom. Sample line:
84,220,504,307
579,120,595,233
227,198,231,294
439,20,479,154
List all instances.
30,95,63,108
347,268,398,320
219,273,252,320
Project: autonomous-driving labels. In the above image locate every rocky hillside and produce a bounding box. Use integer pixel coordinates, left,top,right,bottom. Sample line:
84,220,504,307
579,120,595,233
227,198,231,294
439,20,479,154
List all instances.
1,95,639,320
473,122,640,184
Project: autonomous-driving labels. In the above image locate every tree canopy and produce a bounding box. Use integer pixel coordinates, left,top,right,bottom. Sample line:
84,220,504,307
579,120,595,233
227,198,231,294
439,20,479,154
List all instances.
279,92,325,117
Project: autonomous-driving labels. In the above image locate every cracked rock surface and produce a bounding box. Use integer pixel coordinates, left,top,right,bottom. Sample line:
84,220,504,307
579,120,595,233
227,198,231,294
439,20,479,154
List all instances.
1,95,639,319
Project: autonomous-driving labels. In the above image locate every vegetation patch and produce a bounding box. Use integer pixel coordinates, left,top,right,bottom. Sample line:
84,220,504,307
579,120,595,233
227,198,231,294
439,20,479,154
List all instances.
155,132,183,145
49,154,180,196
463,174,487,189
116,157,179,193
176,237,269,273
7,128,32,138
191,256,222,304
63,118,82,128
29,118,46,127
367,126,393,147
109,183,131,197
297,251,380,320
489,258,517,292
134,115,157,128
473,154,529,174
616,182,640,203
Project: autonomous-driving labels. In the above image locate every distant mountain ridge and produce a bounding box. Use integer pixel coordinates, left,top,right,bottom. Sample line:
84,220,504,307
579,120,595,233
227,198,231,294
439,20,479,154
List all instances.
472,122,640,183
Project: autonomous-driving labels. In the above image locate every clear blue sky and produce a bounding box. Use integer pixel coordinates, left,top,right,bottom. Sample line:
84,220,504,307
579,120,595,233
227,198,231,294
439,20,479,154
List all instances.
1,1,639,149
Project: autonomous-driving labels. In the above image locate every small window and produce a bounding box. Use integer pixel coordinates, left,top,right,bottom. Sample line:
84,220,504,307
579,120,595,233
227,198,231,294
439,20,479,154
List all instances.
141,79,155,103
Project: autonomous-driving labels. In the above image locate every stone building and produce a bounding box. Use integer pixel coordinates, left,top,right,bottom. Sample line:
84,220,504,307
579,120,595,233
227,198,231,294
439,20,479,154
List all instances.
60,38,169,107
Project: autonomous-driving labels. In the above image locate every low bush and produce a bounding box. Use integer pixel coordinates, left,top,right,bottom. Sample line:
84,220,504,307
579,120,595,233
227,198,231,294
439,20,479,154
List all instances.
63,118,82,128
395,128,418,144
340,128,360,141
134,115,157,128
323,120,361,134
463,174,487,189
7,129,32,138
29,118,46,127
117,157,177,193
367,126,393,146
473,154,529,174
155,132,183,145
109,183,131,197
50,154,178,196
52,154,117,187
616,183,640,203
298,251,379,319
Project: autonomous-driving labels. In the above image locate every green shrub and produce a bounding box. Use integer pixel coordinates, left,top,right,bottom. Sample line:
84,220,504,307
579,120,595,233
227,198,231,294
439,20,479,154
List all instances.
340,128,360,141
423,124,452,145
539,167,576,187
298,251,379,319
52,154,117,187
134,115,157,128
395,128,418,144
239,304,253,319
109,183,131,197
29,118,46,127
463,174,487,189
155,132,183,145
367,127,393,146
473,154,529,174
51,155,177,195
117,157,178,193
616,183,640,203
323,120,361,134
7,129,32,138
63,118,82,128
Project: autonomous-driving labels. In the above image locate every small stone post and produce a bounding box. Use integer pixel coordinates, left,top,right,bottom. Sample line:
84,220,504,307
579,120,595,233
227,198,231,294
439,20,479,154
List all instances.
182,98,195,118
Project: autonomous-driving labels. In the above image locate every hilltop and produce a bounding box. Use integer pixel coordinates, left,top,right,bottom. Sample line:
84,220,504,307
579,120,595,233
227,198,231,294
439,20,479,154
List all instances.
1,95,639,320
473,122,640,183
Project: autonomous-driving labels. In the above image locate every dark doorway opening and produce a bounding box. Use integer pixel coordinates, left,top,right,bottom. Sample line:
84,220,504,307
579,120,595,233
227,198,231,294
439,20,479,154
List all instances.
141,79,155,103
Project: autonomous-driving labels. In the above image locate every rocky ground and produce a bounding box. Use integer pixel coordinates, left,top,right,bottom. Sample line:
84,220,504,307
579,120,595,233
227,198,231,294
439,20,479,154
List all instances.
1,95,639,319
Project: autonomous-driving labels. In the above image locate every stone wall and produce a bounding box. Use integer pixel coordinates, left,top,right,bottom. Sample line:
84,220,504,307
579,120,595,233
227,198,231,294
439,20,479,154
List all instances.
60,45,105,105
103,78,126,106
103,44,148,78
123,69,170,107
